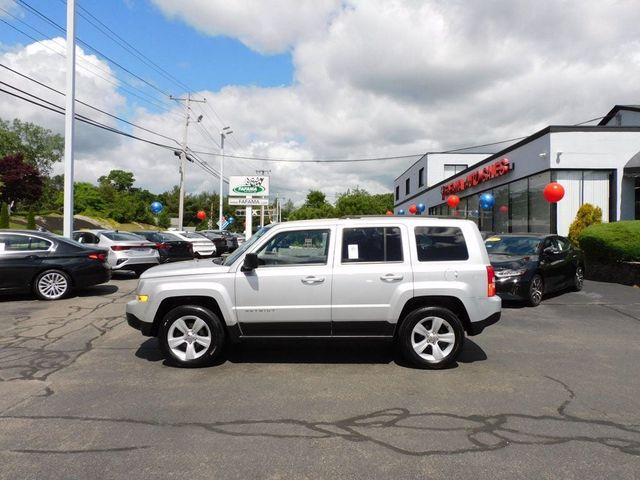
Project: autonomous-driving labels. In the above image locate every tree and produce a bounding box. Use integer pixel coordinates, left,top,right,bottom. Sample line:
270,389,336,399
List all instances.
0,153,43,208
98,169,135,192
0,118,64,175
568,203,602,246
288,191,336,220
74,182,105,214
334,188,393,216
0,202,8,228
27,208,36,229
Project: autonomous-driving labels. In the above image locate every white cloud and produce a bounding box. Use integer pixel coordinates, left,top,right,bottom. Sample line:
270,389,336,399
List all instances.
3,1,640,205
150,0,342,54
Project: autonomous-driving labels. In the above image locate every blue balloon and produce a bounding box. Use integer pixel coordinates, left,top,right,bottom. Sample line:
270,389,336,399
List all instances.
228,216,235,224
150,201,163,214
398,209,405,215
479,193,495,209
417,203,426,214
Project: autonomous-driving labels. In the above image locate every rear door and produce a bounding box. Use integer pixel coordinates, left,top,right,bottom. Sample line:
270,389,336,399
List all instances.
235,227,334,336
330,224,412,336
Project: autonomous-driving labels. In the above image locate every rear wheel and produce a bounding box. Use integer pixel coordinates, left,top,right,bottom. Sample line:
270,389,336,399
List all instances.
398,307,464,369
159,305,226,367
34,269,71,300
527,274,544,307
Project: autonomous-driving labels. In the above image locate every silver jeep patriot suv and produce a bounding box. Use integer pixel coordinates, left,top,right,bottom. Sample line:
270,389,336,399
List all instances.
127,217,501,369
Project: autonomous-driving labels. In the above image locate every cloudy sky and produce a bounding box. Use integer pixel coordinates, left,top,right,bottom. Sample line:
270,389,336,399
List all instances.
1,0,639,204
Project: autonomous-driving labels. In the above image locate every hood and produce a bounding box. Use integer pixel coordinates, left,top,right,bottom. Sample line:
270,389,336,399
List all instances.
140,259,231,279
489,254,537,270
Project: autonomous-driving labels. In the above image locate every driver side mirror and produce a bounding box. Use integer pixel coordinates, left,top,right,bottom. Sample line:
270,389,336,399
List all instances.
543,246,557,256
241,252,259,272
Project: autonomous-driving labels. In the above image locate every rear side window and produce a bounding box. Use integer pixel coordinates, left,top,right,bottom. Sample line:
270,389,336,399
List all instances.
341,227,403,263
415,227,468,261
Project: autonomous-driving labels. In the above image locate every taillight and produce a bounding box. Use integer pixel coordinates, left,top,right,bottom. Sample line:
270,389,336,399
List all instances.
487,265,496,297
156,242,171,250
88,252,107,262
111,245,130,251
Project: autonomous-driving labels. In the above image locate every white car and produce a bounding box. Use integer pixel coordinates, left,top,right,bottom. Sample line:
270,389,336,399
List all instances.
165,231,216,258
73,230,160,275
129,217,501,369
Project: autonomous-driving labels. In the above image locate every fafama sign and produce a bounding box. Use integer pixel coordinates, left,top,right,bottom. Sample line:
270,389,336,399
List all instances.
229,176,269,196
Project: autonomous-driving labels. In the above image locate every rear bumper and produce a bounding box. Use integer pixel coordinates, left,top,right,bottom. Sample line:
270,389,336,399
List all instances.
467,311,501,336
127,312,154,336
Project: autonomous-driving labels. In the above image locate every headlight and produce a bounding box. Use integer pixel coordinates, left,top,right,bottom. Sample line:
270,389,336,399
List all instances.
494,268,527,278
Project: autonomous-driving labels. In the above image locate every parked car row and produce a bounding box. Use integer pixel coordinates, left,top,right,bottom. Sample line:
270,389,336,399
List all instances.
0,228,244,301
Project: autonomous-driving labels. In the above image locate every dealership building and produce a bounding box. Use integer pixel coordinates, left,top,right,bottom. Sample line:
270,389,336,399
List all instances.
394,105,640,235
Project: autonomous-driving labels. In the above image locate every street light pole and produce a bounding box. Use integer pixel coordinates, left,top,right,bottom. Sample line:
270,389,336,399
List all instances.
219,127,232,229
62,0,76,238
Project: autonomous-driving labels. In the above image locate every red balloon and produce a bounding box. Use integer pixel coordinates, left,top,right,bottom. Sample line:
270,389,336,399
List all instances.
499,205,508,214
543,182,565,203
196,210,206,220
386,210,393,216
447,195,460,208
408,204,417,214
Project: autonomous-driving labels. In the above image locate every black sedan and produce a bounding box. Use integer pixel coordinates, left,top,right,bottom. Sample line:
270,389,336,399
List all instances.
484,234,584,306
0,229,111,300
131,231,194,263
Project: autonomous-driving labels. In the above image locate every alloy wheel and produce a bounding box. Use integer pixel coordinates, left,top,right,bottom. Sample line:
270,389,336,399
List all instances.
410,316,456,362
37,271,69,300
166,315,212,362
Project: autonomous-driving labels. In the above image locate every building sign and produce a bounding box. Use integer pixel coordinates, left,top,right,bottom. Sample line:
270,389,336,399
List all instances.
229,176,269,196
229,197,269,206
441,158,512,199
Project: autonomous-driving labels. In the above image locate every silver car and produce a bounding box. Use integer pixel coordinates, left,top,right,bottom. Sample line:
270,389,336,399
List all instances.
163,231,216,258
73,230,160,275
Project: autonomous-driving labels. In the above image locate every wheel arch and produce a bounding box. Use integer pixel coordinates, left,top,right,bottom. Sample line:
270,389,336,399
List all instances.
395,296,472,336
152,296,234,339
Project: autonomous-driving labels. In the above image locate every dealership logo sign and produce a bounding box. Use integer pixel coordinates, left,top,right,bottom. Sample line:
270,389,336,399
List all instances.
229,176,269,197
441,159,512,200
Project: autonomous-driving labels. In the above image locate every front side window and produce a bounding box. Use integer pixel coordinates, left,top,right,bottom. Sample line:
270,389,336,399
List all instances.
415,227,468,261
257,229,330,266
341,227,403,263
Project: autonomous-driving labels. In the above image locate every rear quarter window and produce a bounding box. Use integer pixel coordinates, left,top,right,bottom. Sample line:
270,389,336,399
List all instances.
415,226,468,261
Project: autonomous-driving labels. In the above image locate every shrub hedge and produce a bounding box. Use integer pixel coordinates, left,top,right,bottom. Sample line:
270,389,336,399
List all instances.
578,220,640,262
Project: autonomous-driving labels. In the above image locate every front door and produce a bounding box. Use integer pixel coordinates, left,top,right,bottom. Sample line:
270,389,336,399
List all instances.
235,227,334,336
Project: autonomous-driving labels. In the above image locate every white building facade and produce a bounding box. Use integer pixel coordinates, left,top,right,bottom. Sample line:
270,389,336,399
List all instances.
393,105,640,236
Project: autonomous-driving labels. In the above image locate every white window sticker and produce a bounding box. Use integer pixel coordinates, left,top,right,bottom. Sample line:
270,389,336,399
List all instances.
348,244,359,259
0,243,4,252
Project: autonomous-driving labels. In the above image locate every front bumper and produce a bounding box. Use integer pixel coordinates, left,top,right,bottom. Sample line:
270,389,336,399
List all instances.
495,276,530,301
126,312,154,336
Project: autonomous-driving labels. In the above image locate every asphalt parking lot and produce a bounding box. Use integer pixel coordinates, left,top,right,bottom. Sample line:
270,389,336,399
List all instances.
0,275,639,479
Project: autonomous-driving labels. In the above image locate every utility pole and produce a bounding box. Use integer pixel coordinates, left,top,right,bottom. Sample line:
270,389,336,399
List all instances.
220,127,232,229
255,169,271,227
62,0,76,238
171,93,205,230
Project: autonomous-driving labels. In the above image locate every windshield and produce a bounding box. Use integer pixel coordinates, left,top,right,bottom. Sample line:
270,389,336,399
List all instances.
484,236,542,256
223,225,274,266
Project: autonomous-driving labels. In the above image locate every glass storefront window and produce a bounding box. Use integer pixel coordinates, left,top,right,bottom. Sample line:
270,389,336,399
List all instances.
528,171,551,233
493,184,509,233
466,194,479,226
510,179,528,232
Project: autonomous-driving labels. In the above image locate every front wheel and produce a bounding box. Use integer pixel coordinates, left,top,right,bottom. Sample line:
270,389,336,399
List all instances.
34,269,71,300
527,274,544,307
398,307,464,369
159,305,226,367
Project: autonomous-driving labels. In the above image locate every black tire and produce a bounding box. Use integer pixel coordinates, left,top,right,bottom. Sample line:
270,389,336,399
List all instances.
33,269,71,301
573,265,584,291
527,274,544,307
398,307,464,369
159,305,226,367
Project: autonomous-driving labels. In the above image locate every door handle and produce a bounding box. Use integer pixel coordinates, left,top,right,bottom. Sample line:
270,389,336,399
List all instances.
301,276,325,284
380,273,403,281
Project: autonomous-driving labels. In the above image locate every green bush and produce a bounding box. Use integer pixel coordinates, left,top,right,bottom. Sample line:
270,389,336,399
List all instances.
568,203,602,246
0,203,8,228
26,208,36,229
578,221,640,262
